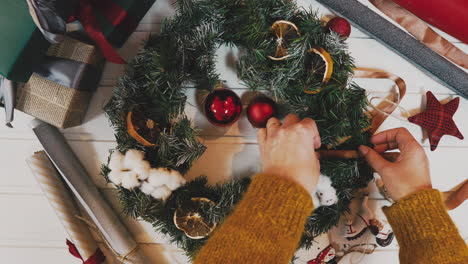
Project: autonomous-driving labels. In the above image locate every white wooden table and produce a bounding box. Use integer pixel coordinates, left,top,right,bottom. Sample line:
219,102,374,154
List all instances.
1,0,467,263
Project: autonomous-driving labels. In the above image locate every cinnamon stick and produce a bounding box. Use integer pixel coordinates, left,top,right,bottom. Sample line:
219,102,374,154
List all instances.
317,150,400,161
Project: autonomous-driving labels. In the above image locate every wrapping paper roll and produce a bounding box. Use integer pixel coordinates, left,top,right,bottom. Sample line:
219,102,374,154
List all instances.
391,0,468,44
31,119,150,264
26,151,103,262
317,0,468,99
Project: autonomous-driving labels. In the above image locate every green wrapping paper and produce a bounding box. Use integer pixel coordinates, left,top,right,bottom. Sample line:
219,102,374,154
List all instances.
0,0,50,82
96,0,156,48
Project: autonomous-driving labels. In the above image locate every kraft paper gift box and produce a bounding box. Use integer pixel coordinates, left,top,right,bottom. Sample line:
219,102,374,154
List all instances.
16,37,104,128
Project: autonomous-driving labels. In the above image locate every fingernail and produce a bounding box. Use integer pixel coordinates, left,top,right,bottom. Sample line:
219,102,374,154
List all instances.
358,145,369,156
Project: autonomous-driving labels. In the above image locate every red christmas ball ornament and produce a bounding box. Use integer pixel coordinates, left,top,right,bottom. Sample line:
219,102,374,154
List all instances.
326,17,351,39
204,89,242,126
247,96,278,128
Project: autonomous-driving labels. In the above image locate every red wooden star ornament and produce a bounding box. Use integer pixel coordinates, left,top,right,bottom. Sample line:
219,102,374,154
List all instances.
408,91,464,151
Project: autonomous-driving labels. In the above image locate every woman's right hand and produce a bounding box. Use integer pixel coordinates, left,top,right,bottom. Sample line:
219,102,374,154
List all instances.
359,128,432,201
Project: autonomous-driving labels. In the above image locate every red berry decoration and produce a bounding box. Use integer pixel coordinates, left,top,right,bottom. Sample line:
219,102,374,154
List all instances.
247,95,278,128
326,17,351,39
204,89,242,126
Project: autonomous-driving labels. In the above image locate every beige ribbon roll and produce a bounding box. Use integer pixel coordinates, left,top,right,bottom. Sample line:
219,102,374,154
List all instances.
26,151,102,262
369,0,468,69
354,68,407,134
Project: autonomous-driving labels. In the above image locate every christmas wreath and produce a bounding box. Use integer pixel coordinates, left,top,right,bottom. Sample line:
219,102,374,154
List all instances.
102,0,373,259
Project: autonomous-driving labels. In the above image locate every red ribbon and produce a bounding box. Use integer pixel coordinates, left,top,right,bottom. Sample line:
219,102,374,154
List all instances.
90,0,139,34
308,245,335,264
67,240,106,264
70,0,126,64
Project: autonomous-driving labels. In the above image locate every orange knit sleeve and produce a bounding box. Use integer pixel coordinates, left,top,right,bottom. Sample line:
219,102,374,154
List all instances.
383,189,468,264
193,173,314,264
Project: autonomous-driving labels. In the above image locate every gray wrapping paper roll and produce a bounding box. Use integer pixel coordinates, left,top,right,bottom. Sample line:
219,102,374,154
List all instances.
317,0,468,99
31,119,150,264
0,76,16,127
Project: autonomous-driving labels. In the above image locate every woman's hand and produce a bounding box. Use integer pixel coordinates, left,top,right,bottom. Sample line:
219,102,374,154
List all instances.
359,127,432,201
257,114,321,196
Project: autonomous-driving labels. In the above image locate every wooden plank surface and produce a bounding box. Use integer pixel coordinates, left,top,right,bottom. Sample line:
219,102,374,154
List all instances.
1,0,467,263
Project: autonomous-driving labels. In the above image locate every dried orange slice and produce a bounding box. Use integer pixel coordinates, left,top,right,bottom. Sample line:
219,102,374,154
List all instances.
126,107,159,147
174,197,216,240
304,47,334,94
268,20,301,61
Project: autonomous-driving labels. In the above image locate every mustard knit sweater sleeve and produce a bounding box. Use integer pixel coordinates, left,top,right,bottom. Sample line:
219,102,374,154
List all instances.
194,174,467,264
194,173,314,264
383,189,468,264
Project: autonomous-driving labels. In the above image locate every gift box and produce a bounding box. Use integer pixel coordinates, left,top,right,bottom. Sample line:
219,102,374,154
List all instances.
0,0,50,82
94,0,156,48
16,37,103,128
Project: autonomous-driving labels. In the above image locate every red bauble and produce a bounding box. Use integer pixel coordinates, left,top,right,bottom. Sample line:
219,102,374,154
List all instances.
247,96,278,128
204,89,242,126
326,17,351,39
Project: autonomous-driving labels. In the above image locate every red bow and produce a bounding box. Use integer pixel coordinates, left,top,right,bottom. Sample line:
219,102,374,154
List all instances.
70,0,128,64
67,240,106,264
308,245,335,264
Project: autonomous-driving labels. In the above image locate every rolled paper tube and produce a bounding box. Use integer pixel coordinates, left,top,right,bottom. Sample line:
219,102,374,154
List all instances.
316,0,468,99
26,151,102,261
391,0,468,44
31,119,150,264
317,150,400,162
0,77,16,127
369,0,468,69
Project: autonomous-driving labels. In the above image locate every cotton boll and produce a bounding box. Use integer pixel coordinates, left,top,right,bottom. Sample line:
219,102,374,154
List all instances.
151,185,172,200
314,175,338,206
148,168,172,187
170,169,186,186
312,192,321,207
134,160,151,180
121,171,141,190
165,170,186,190
123,149,145,170
140,181,155,195
108,151,125,171
165,177,181,191
108,170,124,185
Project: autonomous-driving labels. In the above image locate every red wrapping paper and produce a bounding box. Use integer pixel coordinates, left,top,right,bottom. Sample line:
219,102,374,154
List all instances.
391,0,468,44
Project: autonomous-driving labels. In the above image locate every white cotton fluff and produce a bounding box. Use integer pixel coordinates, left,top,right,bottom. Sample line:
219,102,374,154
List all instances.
123,149,146,170
108,151,125,171
121,171,141,190
313,175,338,207
151,185,172,200
140,181,155,195
147,168,173,187
133,160,151,180
108,170,124,185
165,169,186,190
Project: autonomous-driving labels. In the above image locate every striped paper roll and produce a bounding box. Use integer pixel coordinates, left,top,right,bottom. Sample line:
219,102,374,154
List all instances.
27,151,101,261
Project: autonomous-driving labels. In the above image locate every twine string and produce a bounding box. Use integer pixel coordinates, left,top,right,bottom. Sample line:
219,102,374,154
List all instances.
75,215,139,263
